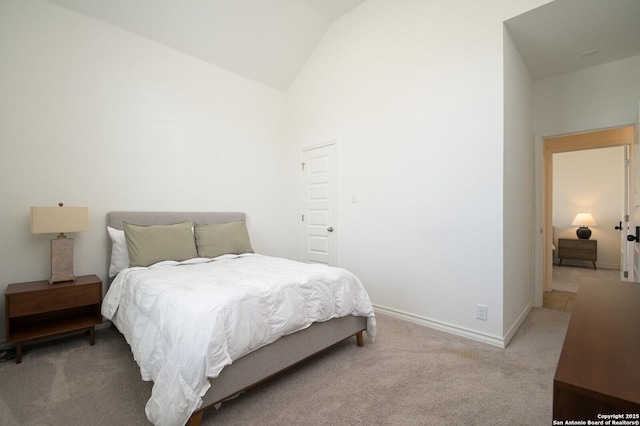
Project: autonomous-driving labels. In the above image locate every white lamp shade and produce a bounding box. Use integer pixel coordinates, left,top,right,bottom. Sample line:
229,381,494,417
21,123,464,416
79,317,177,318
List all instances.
31,206,89,234
571,213,597,227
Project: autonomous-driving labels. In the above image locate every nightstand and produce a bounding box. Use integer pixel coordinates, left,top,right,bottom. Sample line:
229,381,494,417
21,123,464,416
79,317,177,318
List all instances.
557,238,597,270
4,275,102,363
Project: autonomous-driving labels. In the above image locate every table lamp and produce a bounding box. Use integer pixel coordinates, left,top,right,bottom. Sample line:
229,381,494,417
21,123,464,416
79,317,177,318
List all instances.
31,203,89,284
571,212,596,239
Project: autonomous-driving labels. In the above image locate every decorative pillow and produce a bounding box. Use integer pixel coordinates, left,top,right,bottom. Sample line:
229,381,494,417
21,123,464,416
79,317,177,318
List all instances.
107,226,130,278
124,220,198,267
194,221,254,258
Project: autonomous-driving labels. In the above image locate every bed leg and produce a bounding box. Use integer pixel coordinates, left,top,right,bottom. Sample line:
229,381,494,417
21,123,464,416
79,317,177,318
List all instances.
356,331,364,347
186,409,204,426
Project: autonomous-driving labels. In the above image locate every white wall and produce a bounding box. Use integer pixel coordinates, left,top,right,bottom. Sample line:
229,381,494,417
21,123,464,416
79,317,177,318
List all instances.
0,0,555,347
503,27,535,340
553,147,624,269
0,1,291,340
287,0,549,345
533,54,640,136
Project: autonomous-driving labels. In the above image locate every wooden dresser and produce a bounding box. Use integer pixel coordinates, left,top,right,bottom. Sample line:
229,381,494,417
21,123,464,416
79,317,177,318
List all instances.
553,280,640,421
557,238,597,270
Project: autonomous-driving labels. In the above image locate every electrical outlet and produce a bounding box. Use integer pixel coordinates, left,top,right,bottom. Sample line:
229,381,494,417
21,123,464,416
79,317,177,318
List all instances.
476,304,488,321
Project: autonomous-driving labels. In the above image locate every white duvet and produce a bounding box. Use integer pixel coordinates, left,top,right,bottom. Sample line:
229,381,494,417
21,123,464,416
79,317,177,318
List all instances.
101,254,376,426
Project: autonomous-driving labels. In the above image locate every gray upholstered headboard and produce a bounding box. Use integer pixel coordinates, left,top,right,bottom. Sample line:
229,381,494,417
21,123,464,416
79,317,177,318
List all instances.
106,211,246,230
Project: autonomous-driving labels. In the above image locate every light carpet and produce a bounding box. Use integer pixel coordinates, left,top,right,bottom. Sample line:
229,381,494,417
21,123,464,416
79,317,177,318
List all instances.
552,265,620,293
0,309,570,425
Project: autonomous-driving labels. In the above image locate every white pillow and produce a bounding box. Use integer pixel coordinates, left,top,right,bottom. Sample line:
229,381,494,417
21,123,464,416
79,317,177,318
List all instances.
107,226,130,278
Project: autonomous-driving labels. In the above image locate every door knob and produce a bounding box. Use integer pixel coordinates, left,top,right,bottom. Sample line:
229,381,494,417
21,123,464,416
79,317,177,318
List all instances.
615,221,623,230
327,227,334,232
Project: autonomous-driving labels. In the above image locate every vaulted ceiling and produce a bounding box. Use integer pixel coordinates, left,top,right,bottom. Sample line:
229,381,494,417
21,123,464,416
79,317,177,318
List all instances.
505,0,640,80
49,0,640,90
48,0,366,91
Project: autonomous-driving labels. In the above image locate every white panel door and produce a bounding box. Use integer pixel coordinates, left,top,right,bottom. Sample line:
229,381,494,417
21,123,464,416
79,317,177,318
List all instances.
301,144,335,265
633,103,640,281
621,144,634,281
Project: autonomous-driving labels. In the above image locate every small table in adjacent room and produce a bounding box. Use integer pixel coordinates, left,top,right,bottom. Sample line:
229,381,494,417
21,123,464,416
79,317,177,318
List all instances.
557,238,597,270
4,275,103,363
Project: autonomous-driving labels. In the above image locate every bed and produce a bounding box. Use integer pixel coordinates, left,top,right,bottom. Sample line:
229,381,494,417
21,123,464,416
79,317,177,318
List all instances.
102,211,376,426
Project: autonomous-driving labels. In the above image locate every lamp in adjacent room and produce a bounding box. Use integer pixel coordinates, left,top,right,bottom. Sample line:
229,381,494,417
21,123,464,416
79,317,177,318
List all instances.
571,212,596,240
31,203,89,284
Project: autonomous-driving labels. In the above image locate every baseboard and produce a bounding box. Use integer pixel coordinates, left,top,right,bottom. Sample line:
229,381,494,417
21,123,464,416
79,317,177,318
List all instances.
96,320,112,330
553,260,620,270
502,301,533,347
373,304,506,348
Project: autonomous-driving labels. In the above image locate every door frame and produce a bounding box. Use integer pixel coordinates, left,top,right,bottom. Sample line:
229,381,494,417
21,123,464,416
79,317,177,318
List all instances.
538,126,635,301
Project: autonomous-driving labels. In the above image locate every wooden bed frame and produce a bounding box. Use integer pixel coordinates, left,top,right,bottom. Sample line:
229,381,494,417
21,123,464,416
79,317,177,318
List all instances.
106,211,368,426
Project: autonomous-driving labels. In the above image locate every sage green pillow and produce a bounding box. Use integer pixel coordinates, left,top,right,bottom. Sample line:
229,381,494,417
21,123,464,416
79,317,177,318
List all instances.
124,220,197,267
195,221,254,258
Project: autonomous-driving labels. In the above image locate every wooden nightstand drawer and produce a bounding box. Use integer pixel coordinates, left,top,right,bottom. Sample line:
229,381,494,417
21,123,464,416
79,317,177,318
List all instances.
8,284,101,317
558,239,596,250
559,247,595,259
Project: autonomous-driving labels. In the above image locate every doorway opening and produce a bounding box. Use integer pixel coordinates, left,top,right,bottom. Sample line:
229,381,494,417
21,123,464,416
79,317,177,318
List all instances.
541,126,635,308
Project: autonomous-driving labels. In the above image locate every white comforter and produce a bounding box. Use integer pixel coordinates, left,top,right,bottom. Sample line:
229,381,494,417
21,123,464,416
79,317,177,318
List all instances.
101,254,376,426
